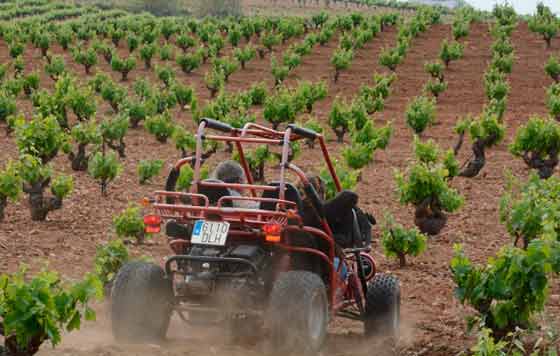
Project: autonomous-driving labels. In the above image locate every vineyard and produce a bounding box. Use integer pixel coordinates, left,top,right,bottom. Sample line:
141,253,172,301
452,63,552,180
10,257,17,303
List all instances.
0,0,559,355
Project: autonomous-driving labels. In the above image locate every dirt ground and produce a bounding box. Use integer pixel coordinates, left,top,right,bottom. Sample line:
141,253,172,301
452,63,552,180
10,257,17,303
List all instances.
1,2,560,355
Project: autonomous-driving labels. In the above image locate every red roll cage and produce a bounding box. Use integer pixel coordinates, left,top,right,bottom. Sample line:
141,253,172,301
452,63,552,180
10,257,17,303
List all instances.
152,119,341,225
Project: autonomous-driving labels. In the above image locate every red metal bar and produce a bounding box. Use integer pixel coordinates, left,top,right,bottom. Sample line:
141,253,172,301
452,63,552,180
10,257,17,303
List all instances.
174,156,195,170
191,121,207,196
283,226,335,254
283,225,337,308
320,220,334,239
154,203,298,227
198,181,278,192
318,136,342,192
286,163,310,185
154,191,209,207
285,163,334,237
157,212,276,225
275,244,332,267
241,123,279,136
153,203,292,218
232,130,256,197
278,127,292,207
204,135,282,145
239,124,308,142
300,226,335,260
217,196,297,209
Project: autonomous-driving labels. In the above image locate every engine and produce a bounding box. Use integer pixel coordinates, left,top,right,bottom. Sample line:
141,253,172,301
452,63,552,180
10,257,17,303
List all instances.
174,243,269,311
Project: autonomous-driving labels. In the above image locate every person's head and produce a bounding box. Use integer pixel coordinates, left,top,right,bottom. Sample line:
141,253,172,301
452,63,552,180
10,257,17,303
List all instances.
298,174,326,201
211,160,246,184
308,174,326,201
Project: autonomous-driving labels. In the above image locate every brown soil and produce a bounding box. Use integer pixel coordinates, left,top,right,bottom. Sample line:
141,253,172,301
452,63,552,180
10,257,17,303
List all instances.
1,4,559,356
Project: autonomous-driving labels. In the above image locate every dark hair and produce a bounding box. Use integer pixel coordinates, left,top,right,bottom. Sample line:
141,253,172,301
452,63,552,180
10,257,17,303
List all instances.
211,160,245,184
299,174,326,201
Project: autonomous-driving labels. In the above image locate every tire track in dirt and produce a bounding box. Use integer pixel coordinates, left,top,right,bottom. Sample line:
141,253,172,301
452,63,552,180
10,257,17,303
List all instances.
34,304,402,356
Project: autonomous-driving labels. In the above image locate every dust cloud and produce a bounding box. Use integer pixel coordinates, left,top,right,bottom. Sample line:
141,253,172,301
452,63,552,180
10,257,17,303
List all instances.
36,303,415,356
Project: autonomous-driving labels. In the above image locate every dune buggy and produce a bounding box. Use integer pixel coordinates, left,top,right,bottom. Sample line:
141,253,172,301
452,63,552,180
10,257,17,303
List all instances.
110,119,400,354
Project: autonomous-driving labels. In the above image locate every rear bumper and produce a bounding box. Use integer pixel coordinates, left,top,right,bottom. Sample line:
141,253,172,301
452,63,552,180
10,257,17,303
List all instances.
165,255,258,278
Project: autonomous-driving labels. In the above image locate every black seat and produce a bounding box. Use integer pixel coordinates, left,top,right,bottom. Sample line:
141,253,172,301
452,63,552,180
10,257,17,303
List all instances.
259,182,304,213
197,179,233,207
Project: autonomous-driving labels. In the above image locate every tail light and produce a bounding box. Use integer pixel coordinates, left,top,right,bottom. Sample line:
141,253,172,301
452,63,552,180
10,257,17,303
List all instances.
263,223,282,243
141,197,154,207
144,214,162,234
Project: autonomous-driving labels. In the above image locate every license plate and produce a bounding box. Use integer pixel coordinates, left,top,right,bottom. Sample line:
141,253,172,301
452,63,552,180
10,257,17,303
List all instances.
191,220,230,246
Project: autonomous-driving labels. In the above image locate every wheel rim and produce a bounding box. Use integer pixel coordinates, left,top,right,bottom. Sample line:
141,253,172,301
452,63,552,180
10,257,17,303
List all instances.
308,290,326,343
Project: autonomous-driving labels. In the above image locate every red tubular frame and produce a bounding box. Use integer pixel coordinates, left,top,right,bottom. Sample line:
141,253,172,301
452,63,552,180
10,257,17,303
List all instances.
199,181,278,192
217,196,297,209
318,136,341,192
281,225,340,307
189,120,342,198
233,131,256,197
174,156,194,170
156,120,349,314
153,201,298,222
191,121,206,194
205,135,283,145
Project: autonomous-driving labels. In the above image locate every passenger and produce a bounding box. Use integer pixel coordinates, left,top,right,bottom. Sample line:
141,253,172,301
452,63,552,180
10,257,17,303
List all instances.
298,174,349,280
298,174,326,228
300,174,375,248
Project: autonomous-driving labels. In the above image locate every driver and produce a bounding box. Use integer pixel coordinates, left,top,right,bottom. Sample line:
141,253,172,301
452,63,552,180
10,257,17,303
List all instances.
211,160,246,185
210,160,258,209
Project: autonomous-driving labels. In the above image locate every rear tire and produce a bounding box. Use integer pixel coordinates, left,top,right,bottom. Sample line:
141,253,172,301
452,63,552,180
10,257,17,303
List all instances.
364,273,400,340
266,271,328,355
111,262,173,343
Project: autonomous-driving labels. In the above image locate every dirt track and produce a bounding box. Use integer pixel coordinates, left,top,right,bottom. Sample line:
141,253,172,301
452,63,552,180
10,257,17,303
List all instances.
1,3,560,355
37,307,408,356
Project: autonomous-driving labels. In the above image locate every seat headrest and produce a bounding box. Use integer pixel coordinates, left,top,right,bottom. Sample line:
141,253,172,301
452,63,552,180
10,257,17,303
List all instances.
260,182,304,212
325,190,358,210
197,179,233,207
